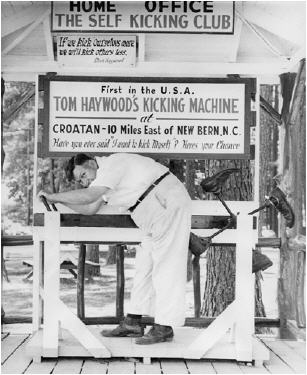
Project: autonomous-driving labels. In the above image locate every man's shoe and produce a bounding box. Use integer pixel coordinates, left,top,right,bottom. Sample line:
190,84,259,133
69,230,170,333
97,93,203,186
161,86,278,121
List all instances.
135,324,174,345
189,232,212,256
269,187,295,228
252,249,273,273
101,317,144,338
200,168,240,194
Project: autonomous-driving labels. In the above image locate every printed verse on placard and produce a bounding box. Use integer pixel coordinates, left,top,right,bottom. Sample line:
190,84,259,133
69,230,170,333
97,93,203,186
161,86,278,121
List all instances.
57,35,136,66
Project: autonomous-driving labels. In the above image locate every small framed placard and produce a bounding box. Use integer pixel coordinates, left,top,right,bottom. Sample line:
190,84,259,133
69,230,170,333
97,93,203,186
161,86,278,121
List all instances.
56,34,136,67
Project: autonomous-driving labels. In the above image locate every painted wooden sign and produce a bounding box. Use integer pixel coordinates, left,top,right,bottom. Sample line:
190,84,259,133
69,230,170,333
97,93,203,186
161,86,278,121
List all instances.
51,1,235,34
56,34,136,66
39,76,254,159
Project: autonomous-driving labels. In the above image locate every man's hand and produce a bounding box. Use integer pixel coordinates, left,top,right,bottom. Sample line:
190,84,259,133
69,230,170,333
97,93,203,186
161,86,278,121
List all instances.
37,190,56,203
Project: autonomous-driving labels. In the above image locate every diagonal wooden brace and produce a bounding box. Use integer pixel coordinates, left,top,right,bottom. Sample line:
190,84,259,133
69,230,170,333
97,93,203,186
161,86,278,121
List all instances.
42,211,110,358
184,301,236,359
59,299,111,358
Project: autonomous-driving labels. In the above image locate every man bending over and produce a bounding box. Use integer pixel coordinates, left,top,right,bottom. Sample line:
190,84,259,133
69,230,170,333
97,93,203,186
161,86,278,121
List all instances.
39,153,191,345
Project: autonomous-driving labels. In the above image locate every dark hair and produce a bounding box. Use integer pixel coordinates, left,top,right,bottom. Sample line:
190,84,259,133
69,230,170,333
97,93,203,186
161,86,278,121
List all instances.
65,153,94,182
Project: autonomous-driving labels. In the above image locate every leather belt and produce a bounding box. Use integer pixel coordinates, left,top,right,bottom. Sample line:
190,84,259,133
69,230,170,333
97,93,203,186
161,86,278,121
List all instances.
128,171,170,212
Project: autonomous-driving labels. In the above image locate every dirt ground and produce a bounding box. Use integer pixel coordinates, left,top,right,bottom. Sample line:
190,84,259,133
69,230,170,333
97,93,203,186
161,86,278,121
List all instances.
2,244,278,319
2,244,200,318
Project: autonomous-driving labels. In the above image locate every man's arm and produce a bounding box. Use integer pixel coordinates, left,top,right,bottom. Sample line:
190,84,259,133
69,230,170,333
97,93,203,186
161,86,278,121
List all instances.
65,196,106,215
39,186,109,205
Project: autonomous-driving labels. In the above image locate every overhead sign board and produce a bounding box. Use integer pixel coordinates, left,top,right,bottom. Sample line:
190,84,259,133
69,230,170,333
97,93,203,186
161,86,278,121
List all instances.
57,34,136,66
51,1,234,34
39,76,253,159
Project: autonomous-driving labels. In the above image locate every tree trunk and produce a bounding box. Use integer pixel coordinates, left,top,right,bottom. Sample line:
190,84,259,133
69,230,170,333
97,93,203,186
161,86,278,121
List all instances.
278,60,306,329
84,244,100,280
49,159,56,193
106,245,117,265
200,159,266,317
26,128,31,225
1,78,5,171
259,85,279,233
1,77,5,321
185,159,197,282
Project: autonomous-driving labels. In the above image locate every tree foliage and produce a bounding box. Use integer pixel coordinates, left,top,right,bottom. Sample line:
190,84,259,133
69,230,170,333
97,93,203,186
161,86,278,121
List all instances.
2,82,35,234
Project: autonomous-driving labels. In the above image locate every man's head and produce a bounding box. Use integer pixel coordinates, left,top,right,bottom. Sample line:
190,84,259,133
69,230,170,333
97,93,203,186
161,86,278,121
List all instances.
65,153,98,187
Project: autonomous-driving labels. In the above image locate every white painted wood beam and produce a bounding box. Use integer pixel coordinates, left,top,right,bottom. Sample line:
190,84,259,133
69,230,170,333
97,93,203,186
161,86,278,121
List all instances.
42,212,60,357
1,4,48,37
241,2,306,47
2,8,51,55
235,9,289,61
287,48,306,72
138,34,146,62
59,300,111,358
32,232,42,333
43,15,54,62
185,301,236,358
1,59,292,76
229,3,243,62
234,214,255,361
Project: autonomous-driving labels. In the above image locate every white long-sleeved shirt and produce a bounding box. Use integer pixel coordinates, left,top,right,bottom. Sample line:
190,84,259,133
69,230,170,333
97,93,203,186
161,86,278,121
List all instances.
90,153,168,209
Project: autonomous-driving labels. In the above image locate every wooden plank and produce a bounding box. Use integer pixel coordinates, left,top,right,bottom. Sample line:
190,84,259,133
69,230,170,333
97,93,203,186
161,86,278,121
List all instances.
52,358,83,374
59,300,111,358
256,238,281,248
2,323,32,334
26,328,269,362
239,362,269,373
283,340,306,359
24,358,57,374
1,333,9,341
34,213,137,227
186,359,216,374
1,334,29,363
43,16,54,61
192,216,236,229
116,245,125,318
1,4,47,37
77,244,86,319
82,316,279,327
229,5,243,62
235,215,254,362
135,359,161,374
108,358,135,374
43,212,60,357
81,359,108,374
160,359,188,373
263,350,295,374
185,301,236,358
34,213,239,229
192,256,201,318
2,9,50,55
2,235,33,246
263,339,306,374
295,250,305,328
212,361,243,374
32,233,42,332
1,59,293,76
1,335,31,374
